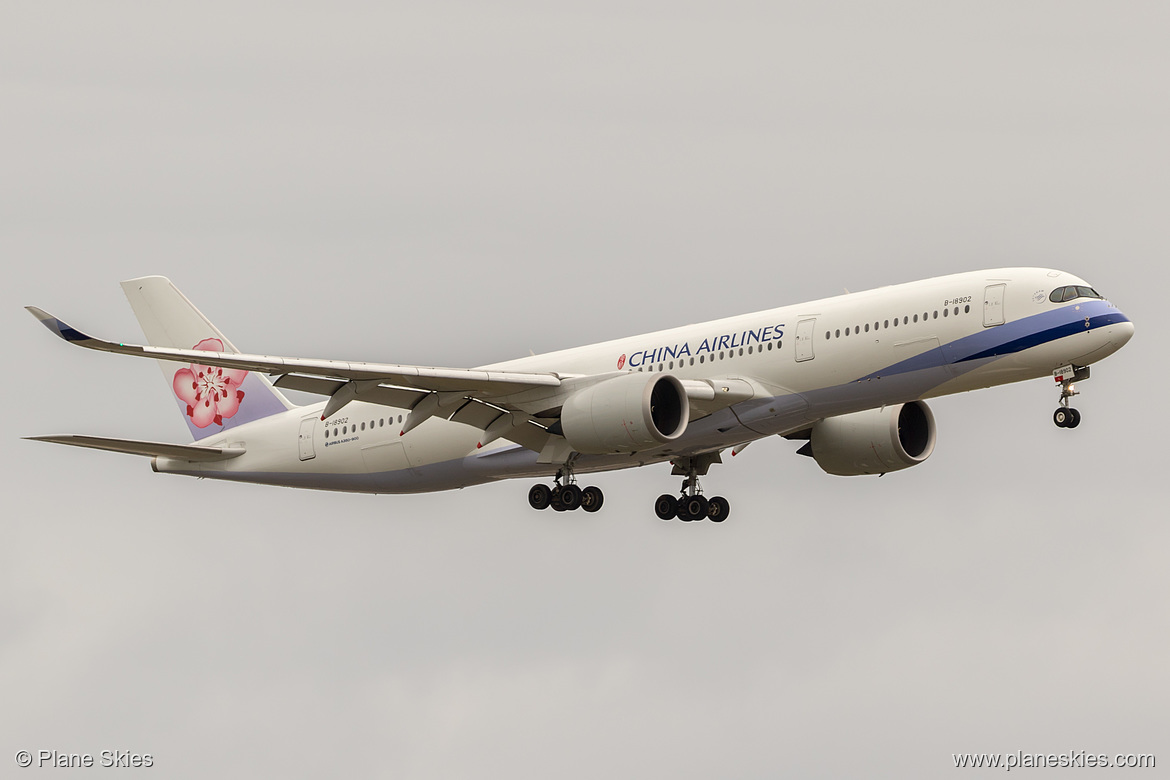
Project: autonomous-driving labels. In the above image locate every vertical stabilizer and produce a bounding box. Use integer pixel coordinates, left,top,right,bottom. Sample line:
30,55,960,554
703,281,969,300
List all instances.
120,276,294,440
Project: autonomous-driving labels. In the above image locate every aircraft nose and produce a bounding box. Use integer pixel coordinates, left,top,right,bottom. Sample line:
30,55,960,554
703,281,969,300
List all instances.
1111,317,1135,348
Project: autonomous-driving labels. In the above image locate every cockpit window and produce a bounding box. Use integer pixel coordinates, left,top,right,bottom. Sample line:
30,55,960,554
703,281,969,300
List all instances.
1049,285,1103,303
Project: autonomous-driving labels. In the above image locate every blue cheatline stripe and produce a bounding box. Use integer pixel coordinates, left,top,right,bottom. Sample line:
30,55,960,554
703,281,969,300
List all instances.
956,312,1128,363
855,300,1128,382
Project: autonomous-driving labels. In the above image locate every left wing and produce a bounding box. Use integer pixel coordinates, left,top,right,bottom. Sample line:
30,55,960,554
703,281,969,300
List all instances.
27,306,576,452
27,307,756,457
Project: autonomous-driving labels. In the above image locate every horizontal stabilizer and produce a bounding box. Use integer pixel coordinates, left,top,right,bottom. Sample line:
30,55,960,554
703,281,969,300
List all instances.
25,434,246,462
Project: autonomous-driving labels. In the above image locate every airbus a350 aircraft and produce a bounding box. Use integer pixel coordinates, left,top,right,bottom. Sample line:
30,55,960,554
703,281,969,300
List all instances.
27,268,1133,521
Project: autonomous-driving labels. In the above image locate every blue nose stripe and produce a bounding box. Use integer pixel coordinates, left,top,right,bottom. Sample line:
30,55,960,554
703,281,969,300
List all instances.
956,310,1130,363
854,301,1127,382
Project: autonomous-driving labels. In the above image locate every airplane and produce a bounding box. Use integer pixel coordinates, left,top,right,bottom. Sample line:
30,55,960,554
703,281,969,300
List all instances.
26,268,1133,521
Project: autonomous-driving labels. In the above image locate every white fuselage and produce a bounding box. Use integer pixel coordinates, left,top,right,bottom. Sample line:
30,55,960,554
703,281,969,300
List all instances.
154,268,1134,492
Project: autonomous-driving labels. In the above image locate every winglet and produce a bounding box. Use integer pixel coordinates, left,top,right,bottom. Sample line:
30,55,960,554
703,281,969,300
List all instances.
25,306,98,345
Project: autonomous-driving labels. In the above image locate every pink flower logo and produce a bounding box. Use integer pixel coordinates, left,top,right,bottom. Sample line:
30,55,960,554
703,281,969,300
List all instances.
172,338,247,428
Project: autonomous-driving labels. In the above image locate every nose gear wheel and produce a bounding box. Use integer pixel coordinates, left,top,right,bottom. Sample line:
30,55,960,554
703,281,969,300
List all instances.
1053,365,1089,429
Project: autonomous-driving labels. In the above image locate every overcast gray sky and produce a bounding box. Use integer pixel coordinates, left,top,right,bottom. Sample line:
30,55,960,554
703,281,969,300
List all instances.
3,2,1167,777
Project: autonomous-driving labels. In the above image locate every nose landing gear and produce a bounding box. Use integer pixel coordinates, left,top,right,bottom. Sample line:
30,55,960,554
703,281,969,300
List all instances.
1053,365,1090,429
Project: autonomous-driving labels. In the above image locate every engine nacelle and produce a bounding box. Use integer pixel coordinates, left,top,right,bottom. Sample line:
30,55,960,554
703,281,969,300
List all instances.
560,373,689,454
804,401,937,476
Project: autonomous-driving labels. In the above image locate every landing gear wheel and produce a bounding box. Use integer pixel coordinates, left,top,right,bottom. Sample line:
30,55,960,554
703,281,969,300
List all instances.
655,494,678,520
706,496,730,523
550,486,566,512
528,484,552,510
677,495,709,522
580,486,604,513
1067,408,1081,428
559,484,582,511
1053,408,1074,428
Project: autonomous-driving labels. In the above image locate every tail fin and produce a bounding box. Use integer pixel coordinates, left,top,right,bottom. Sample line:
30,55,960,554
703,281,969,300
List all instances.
120,276,295,440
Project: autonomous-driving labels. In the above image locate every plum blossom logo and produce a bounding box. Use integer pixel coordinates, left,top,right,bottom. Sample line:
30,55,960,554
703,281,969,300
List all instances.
617,353,626,370
172,338,246,428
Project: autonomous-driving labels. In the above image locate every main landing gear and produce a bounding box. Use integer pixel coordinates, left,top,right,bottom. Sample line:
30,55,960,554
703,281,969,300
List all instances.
528,465,604,513
1053,365,1090,429
655,456,730,523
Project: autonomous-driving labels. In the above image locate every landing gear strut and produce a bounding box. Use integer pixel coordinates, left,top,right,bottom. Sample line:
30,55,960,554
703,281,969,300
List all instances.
527,462,604,514
1053,365,1089,429
656,455,730,523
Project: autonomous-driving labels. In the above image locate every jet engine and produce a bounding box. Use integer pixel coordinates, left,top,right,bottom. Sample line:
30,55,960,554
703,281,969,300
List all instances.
800,401,936,476
560,373,689,454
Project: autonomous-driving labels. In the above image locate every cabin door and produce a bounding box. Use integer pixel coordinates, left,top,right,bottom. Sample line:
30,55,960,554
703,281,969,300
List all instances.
983,284,1006,327
795,318,817,362
298,416,317,461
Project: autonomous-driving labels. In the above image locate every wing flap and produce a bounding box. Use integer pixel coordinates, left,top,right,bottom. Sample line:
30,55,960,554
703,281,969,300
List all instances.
273,374,429,411
25,435,246,461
